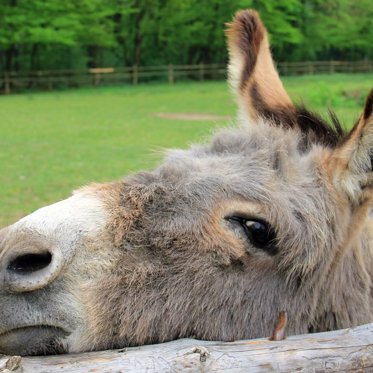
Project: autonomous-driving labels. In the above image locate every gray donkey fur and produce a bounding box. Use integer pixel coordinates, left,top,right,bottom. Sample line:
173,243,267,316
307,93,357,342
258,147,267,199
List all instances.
0,10,372,355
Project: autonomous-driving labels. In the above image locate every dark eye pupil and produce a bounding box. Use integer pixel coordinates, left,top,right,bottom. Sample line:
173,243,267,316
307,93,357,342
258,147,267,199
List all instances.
250,222,271,245
227,216,278,255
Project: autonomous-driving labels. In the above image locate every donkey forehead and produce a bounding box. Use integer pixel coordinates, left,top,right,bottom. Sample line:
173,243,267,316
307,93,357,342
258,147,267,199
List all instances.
133,126,330,227
167,126,303,167
160,126,316,195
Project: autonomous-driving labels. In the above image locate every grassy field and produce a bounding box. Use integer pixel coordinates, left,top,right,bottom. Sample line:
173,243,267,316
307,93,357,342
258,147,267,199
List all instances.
1,73,372,227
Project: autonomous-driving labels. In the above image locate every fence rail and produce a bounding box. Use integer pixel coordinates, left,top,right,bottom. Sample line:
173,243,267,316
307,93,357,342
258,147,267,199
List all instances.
1,60,372,94
1,323,373,372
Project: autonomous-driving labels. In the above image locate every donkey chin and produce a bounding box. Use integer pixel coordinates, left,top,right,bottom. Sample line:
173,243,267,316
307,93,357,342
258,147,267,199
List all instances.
1,9,373,356
0,327,69,356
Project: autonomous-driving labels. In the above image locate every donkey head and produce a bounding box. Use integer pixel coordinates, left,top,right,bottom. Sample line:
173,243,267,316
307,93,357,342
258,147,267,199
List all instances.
0,10,372,355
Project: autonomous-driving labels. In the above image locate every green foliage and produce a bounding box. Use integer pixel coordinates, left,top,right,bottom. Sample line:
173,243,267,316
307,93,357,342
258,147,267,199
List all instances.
0,0,372,70
0,0,110,46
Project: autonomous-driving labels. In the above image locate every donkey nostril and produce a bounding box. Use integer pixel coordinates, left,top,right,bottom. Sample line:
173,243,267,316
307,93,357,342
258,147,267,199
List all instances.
7,252,52,275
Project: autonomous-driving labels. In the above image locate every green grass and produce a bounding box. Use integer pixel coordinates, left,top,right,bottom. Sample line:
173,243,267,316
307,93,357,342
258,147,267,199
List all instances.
1,73,372,227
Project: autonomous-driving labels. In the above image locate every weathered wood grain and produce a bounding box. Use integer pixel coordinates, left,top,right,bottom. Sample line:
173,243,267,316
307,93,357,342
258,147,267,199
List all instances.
1,323,372,373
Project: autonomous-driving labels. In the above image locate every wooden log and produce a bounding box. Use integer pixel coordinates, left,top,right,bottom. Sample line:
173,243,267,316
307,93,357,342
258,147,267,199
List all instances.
0,323,372,372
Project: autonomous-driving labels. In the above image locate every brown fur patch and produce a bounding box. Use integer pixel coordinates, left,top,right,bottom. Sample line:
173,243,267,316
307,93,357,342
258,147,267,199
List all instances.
78,182,142,246
226,10,265,90
250,82,296,127
247,38,292,110
227,10,294,123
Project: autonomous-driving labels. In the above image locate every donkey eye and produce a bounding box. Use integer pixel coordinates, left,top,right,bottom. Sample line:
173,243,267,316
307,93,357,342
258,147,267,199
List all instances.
226,216,278,255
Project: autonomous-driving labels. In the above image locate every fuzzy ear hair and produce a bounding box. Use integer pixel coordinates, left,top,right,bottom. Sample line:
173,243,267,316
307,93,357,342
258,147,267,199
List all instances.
226,10,295,124
328,89,373,205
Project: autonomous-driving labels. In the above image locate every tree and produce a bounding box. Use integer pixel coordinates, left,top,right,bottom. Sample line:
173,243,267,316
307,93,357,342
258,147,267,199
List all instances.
0,0,372,72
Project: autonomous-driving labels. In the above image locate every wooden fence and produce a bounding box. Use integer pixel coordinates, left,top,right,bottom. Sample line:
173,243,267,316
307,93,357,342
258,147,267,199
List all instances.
1,323,372,372
1,60,372,94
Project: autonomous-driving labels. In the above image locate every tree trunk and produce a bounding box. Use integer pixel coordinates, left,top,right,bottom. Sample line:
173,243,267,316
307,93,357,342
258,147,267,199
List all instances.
87,46,100,68
4,0,18,72
0,322,372,372
5,45,16,72
30,44,39,71
133,1,145,66
112,12,127,67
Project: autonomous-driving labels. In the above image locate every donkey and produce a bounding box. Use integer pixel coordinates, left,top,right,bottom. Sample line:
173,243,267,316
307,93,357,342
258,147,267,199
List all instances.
0,10,372,356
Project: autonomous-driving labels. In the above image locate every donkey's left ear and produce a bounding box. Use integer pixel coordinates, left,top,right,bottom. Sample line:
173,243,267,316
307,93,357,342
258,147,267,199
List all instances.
226,10,295,124
327,89,373,205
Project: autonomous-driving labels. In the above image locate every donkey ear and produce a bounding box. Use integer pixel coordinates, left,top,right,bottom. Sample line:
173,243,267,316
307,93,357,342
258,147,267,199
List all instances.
226,10,295,124
327,89,373,204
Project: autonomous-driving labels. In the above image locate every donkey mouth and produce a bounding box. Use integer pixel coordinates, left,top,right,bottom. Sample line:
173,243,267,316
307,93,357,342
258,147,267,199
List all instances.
0,325,69,355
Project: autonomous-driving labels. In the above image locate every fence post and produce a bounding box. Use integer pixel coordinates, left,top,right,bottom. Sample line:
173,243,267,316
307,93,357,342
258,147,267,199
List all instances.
308,61,314,75
329,61,335,74
94,73,101,86
349,61,354,73
132,65,138,85
47,71,53,90
4,72,10,94
36,70,44,89
199,63,205,81
168,64,174,84
363,59,369,73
